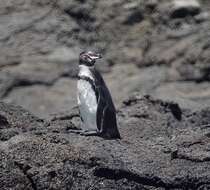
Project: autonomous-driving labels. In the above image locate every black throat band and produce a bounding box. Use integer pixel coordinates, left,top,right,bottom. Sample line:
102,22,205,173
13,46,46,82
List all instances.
78,76,99,101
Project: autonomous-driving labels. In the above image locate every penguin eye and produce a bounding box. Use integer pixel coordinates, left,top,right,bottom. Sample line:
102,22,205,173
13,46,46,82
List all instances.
84,55,92,62
82,55,88,60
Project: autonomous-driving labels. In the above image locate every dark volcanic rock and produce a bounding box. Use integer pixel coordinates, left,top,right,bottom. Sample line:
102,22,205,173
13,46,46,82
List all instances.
1,95,210,189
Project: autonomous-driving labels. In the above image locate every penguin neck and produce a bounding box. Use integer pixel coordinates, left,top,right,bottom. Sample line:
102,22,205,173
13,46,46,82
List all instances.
79,65,95,81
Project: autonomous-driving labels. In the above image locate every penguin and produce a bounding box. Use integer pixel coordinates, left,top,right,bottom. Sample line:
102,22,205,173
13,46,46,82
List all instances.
75,50,121,139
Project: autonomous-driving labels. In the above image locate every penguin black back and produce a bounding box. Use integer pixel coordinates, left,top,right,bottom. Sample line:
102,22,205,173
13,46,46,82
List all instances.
90,66,121,139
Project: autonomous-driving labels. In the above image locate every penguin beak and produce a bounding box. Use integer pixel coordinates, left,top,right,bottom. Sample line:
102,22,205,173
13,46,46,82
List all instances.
88,53,102,60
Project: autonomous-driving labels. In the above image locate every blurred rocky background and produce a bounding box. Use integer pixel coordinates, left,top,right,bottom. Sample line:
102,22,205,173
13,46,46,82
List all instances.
1,1,210,189
0,0,210,118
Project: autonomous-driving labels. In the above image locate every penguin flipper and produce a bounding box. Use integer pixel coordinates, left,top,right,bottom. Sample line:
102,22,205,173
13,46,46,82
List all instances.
96,88,106,132
96,87,121,139
91,68,120,139
101,105,121,139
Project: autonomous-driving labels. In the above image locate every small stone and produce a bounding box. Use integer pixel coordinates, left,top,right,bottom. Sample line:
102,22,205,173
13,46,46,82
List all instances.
146,0,158,10
170,0,201,18
195,12,209,23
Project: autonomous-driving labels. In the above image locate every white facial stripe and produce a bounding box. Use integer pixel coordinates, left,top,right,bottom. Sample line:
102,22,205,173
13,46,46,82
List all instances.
89,55,100,59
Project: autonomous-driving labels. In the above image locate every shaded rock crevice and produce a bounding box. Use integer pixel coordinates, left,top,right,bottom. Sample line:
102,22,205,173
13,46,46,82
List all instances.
0,115,9,128
93,166,209,189
14,161,37,190
1,74,74,99
94,167,168,188
1,80,53,99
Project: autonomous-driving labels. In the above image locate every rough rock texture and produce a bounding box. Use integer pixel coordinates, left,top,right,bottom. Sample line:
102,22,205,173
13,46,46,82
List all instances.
1,95,210,190
0,0,210,117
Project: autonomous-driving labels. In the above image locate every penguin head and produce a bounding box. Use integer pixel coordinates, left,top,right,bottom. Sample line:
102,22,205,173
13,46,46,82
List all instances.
79,51,102,66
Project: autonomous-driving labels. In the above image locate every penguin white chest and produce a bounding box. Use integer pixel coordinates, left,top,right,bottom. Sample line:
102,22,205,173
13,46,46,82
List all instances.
77,79,98,131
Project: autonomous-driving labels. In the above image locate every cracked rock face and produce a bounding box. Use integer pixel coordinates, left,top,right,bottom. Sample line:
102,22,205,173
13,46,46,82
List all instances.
0,95,210,190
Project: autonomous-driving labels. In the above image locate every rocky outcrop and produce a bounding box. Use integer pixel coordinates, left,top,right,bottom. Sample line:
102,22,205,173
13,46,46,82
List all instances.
1,95,210,189
136,0,210,109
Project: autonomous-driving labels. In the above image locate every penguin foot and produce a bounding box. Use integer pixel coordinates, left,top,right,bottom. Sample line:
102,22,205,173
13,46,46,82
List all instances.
68,129,99,136
79,130,99,136
68,129,83,134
